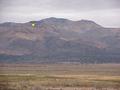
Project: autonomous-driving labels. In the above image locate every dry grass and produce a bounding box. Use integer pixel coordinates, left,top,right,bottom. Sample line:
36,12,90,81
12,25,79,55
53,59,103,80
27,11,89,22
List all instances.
0,63,120,90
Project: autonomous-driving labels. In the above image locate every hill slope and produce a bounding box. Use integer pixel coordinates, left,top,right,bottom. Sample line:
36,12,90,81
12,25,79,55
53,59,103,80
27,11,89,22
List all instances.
0,17,120,63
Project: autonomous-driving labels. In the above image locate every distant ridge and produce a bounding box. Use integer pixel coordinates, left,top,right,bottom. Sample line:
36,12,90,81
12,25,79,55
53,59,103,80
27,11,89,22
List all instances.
0,17,120,63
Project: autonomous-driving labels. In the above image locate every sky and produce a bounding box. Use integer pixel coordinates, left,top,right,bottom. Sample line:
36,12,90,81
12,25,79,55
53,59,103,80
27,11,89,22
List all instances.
0,0,120,27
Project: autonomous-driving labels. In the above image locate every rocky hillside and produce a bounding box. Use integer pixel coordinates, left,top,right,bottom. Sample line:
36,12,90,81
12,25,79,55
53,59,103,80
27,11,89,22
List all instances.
0,17,120,63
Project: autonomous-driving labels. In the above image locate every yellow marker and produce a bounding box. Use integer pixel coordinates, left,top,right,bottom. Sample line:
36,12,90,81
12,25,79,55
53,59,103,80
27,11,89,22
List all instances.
32,23,35,28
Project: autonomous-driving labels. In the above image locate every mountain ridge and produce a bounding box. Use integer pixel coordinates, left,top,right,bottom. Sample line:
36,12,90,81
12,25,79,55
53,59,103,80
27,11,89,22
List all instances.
0,17,120,63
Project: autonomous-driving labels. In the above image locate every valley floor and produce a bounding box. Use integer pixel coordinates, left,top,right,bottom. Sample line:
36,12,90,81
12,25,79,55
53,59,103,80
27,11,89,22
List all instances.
0,63,120,90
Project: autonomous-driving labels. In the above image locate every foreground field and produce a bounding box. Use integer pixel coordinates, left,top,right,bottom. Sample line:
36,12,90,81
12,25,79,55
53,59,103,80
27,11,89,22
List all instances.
0,63,120,90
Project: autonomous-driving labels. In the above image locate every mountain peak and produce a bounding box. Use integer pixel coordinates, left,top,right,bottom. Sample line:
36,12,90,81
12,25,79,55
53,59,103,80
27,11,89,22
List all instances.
29,17,71,24
80,19,96,23
77,19,103,29
40,17,71,23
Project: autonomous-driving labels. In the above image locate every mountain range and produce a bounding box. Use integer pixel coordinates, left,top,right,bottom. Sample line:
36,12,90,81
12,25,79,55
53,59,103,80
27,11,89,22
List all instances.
0,17,120,63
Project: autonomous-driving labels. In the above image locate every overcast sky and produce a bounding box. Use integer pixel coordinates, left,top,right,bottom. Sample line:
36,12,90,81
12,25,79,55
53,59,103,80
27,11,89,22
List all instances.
0,0,120,27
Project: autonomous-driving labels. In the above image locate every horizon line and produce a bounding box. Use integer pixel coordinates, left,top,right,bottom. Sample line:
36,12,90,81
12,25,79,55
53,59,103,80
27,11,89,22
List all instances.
0,17,120,28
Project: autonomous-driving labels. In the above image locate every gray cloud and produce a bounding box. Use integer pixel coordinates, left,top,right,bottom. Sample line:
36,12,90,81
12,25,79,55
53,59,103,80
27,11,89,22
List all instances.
50,0,120,11
1,0,120,10
0,0,120,27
